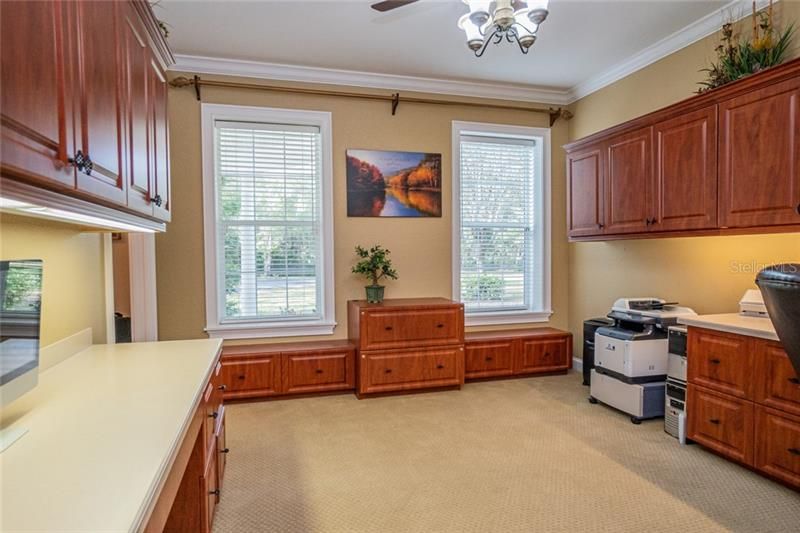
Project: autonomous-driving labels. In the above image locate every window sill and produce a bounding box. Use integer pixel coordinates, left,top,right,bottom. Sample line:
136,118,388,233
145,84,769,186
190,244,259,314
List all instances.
465,310,553,327
205,320,337,340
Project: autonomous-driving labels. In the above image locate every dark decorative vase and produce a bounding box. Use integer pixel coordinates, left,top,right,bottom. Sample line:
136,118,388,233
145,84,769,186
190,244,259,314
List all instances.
365,285,385,303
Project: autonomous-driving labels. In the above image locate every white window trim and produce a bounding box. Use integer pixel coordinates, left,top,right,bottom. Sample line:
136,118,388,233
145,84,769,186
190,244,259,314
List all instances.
451,120,552,327
200,103,335,339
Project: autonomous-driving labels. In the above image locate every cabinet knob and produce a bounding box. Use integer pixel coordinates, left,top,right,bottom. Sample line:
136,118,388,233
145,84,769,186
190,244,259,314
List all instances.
544,352,550,358
485,356,493,362
788,448,800,456
315,369,324,374
789,377,800,385
209,411,219,419
436,364,445,369
209,489,220,496
385,326,393,331
436,323,445,328
220,447,230,454
709,358,721,365
597,223,605,229
151,194,163,207
68,150,93,176
385,368,392,373
238,375,246,380
217,384,227,391
709,418,721,425
796,203,800,215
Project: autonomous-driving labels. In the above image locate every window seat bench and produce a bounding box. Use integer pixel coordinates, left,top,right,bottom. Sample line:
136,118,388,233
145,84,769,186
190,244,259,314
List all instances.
464,328,573,380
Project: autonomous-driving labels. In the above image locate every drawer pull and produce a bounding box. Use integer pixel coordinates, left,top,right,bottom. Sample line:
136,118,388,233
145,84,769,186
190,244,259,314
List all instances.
436,323,445,328
220,448,230,454
436,364,445,369
709,418,721,425
217,384,227,391
544,352,550,358
789,377,800,385
315,369,324,374
385,326,393,331
209,489,220,496
788,448,800,456
237,375,246,380
385,368,392,374
209,411,219,419
485,356,494,362
709,358,721,365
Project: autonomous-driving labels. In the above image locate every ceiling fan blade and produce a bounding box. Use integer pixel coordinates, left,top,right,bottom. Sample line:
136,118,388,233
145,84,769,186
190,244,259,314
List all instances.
370,0,420,13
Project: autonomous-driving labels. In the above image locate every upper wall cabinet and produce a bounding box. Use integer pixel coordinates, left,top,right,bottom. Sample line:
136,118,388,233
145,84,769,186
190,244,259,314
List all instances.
0,0,174,224
565,58,800,241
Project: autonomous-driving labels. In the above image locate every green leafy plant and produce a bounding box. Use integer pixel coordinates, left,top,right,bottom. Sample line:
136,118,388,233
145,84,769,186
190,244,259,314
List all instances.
351,245,398,286
699,3,795,93
463,274,506,302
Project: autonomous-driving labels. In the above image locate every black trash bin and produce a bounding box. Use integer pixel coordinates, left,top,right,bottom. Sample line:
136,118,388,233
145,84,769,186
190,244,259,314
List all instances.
582,317,614,386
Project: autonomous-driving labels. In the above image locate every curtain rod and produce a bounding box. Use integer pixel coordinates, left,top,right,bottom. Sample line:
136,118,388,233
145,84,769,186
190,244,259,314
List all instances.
168,75,573,126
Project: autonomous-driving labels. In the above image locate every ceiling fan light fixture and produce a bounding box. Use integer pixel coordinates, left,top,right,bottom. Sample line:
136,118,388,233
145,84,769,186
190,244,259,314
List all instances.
514,10,537,47
458,13,485,51
526,0,549,24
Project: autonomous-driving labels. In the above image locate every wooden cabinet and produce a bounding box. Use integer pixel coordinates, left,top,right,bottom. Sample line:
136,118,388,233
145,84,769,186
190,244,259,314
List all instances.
565,58,800,241
0,0,173,224
719,77,800,228
652,107,718,231
464,328,572,380
566,147,605,238
604,127,653,235
349,298,465,396
687,326,800,489
220,341,356,400
0,0,74,187
220,354,282,399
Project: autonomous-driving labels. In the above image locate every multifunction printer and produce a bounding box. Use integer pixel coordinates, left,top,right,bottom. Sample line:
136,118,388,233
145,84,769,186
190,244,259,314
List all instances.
589,298,696,424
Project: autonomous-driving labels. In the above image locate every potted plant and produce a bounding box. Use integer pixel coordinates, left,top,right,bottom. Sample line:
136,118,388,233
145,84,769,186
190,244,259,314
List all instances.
352,245,398,303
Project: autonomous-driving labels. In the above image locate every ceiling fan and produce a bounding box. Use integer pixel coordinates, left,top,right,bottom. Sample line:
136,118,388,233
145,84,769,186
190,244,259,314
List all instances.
370,0,420,12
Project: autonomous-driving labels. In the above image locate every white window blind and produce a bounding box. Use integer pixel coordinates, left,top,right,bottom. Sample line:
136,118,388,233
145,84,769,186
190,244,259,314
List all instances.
457,131,547,317
214,121,322,323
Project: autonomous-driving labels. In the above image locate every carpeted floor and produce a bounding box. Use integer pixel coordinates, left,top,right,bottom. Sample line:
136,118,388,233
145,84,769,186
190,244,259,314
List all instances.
212,372,800,533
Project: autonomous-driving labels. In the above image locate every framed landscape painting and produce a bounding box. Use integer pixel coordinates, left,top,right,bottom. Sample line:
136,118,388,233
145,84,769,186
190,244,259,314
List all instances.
346,149,442,217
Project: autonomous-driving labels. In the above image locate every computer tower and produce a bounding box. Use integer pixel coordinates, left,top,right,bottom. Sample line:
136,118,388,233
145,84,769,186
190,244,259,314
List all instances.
582,317,614,386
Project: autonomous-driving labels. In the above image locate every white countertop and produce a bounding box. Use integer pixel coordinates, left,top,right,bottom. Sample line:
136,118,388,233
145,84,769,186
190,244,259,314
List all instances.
0,338,222,533
679,313,779,341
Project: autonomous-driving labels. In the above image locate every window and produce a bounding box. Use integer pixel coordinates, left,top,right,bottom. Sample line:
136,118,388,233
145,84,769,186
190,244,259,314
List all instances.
201,104,334,339
452,121,551,326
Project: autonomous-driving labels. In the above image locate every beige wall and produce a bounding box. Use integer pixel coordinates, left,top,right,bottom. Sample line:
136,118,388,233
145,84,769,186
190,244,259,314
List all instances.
0,214,107,346
157,78,570,342
567,1,800,352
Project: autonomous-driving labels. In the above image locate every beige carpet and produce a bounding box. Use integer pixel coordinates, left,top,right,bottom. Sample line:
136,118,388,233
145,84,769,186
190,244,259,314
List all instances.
213,372,799,533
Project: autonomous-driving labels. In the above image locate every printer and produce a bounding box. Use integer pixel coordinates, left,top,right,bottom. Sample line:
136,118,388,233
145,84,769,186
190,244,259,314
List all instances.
589,298,696,424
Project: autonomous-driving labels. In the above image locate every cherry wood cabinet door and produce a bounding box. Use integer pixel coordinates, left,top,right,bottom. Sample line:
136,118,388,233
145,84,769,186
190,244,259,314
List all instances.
688,327,754,399
149,57,171,221
688,384,755,466
515,338,569,374
754,406,800,489
283,350,355,394
755,341,800,417
566,147,605,238
652,106,718,231
604,127,653,234
464,339,515,379
220,356,282,399
719,77,800,227
121,5,153,215
0,0,75,187
69,0,126,204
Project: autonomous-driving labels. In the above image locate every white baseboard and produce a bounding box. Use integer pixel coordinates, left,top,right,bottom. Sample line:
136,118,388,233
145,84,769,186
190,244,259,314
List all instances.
40,328,93,372
572,357,583,372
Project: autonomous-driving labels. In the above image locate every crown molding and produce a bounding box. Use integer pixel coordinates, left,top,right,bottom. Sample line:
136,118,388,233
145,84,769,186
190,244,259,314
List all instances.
170,54,573,106
567,0,775,103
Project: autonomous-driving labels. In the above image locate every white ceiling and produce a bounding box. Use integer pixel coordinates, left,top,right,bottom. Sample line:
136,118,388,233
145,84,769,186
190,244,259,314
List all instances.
157,0,731,96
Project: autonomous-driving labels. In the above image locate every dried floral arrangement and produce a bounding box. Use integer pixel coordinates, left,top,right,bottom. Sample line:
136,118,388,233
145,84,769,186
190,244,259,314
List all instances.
698,0,794,93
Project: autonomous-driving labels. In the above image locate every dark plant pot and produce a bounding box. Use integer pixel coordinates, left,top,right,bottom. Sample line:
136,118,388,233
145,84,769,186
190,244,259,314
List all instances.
365,285,385,303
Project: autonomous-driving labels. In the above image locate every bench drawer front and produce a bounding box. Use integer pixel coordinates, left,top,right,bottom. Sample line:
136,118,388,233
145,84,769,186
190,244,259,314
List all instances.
755,406,800,488
220,355,282,399
284,350,355,394
465,340,515,379
688,328,754,399
515,339,569,374
688,384,754,465
359,346,464,394
755,342,800,417
359,306,463,350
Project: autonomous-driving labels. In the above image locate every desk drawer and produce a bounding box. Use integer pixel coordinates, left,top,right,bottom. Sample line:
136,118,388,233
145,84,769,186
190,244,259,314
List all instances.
359,346,464,394
755,406,800,489
220,355,282,399
755,342,800,417
359,306,463,350
516,338,569,374
465,340,515,379
688,384,754,465
688,328,754,399
284,350,355,394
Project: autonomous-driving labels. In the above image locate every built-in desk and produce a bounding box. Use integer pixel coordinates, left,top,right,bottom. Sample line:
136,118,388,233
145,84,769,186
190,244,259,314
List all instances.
0,339,223,532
